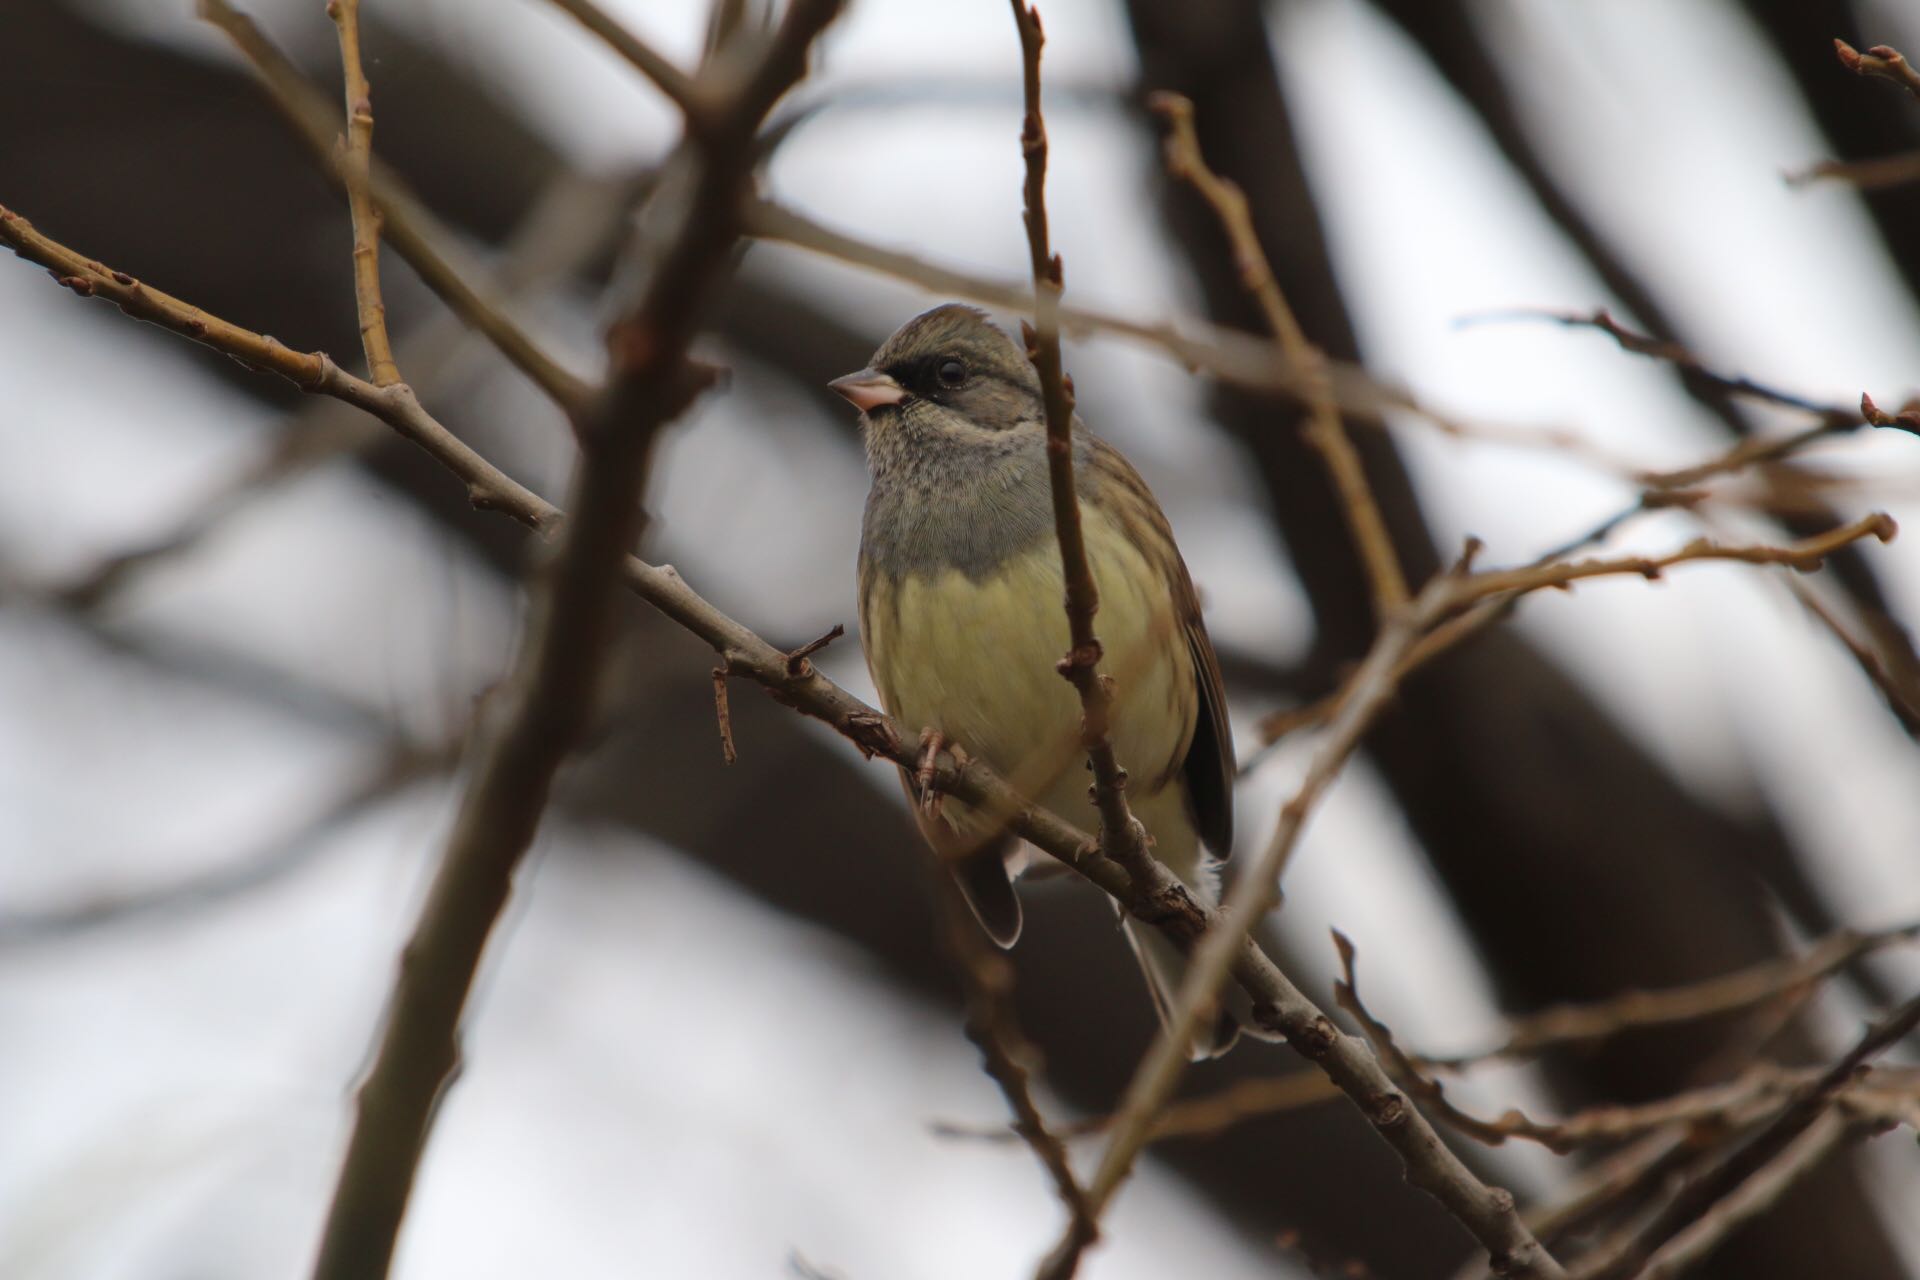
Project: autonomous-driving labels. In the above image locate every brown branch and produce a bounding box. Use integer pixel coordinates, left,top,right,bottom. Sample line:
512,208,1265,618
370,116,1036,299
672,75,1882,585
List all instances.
1152,91,1406,616
743,193,1301,396
41,171,619,614
305,4,844,1276
1519,1130,1700,1257
544,0,702,115
199,0,597,415
1008,0,1148,896
1698,510,1920,733
1069,560,1567,1279
1632,1112,1857,1280
1251,509,1896,757
1835,39,1920,102
1862,391,1920,437
1105,917,1920,1159
1575,991,1920,1280
1463,308,1867,431
1335,934,1848,1155
742,194,1575,465
934,1070,1344,1147
935,870,1095,1264
1422,919,1920,1070
1785,148,1920,191
710,667,738,764
1453,515,1895,600
327,0,399,387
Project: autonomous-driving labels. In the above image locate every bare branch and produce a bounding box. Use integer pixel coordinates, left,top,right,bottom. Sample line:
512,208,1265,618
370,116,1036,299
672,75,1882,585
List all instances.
1632,1112,1856,1280
1452,515,1896,600
1251,510,1897,759
306,4,845,1274
544,0,703,116
1785,148,1920,191
326,0,399,387
199,0,598,414
1424,918,1920,1070
1575,991,1920,1279
1072,563,1568,1279
1862,391,1920,437
1004,0,1148,903
1834,39,1920,102
1152,91,1407,616
1461,307,1866,428
935,871,1095,1261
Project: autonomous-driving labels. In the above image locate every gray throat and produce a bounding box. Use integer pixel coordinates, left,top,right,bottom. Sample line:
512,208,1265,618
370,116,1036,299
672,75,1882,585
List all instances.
860,419,1083,582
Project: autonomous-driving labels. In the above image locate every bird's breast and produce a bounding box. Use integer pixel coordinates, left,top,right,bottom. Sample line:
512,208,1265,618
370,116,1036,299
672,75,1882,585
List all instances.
861,505,1198,824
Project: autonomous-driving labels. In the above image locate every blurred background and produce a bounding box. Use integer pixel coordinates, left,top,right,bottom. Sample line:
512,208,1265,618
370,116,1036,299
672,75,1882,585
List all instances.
3,0,1920,1276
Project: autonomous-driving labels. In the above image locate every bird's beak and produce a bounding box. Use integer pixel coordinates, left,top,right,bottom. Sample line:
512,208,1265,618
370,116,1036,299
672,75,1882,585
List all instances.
829,368,906,413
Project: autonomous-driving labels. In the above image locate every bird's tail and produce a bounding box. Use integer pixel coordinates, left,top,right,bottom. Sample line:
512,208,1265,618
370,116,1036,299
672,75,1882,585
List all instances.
1119,911,1241,1060
1116,881,1281,1060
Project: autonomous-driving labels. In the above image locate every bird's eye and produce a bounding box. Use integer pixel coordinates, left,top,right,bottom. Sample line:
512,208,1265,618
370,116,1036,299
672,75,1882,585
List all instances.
936,359,966,387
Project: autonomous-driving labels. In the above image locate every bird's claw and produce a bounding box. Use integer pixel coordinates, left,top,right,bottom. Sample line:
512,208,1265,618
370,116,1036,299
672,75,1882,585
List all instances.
916,728,948,820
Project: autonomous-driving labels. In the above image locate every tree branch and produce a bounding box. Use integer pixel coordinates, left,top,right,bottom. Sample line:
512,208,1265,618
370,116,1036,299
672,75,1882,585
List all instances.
305,4,844,1274
1577,991,1920,1280
1006,0,1148,892
935,867,1095,1256
1835,39,1920,103
543,0,702,116
199,0,598,415
1152,91,1406,616
1632,1112,1856,1280
327,0,399,387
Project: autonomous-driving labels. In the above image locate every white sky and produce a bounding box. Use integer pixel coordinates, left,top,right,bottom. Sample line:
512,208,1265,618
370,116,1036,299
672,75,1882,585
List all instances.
11,0,1920,1275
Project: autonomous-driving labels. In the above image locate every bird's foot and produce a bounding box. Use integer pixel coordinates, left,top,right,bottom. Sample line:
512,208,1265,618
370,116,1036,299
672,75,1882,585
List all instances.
915,728,949,820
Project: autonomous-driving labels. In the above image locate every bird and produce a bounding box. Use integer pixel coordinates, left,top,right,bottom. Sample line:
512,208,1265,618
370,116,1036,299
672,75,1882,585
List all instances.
831,302,1254,1057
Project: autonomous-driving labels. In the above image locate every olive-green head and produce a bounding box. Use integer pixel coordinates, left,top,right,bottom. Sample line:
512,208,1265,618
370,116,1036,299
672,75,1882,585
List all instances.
829,304,1043,443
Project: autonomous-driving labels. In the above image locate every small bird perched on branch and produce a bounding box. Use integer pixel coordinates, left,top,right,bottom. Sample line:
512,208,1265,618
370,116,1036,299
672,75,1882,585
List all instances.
834,303,1255,1057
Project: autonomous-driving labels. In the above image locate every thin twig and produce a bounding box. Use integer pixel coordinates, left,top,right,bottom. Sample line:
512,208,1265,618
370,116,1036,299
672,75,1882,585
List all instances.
1450,515,1896,599
306,5,843,1275
1075,917,1920,1153
1007,0,1149,897
544,0,703,115
1152,91,1406,616
327,0,399,387
39,169,622,614
1835,39,1920,102
1248,507,1894,759
746,194,1564,465
1066,558,1568,1279
935,869,1095,1259
1695,508,1920,733
1336,934,1835,1155
1575,991,1920,1280
1460,308,1863,428
200,0,597,414
1785,149,1920,191
1422,919,1920,1070
710,667,738,764
1862,392,1920,437
1632,1112,1857,1280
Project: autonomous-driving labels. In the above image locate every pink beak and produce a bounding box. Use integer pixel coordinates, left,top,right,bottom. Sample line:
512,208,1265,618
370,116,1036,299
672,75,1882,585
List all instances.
829,368,907,413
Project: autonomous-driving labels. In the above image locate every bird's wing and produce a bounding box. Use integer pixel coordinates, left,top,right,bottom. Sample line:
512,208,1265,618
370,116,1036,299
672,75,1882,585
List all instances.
1082,432,1237,859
